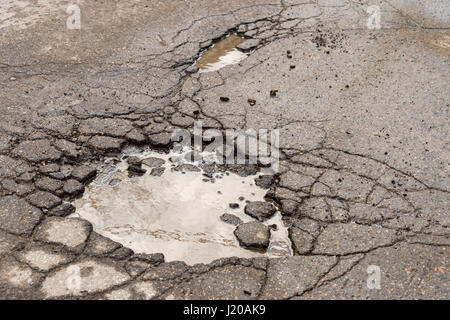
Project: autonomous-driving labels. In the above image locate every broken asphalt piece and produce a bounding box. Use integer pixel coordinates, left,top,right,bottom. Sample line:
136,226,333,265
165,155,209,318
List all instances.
127,156,146,177
244,201,276,221
234,221,270,249
254,175,275,189
220,213,243,226
229,203,240,209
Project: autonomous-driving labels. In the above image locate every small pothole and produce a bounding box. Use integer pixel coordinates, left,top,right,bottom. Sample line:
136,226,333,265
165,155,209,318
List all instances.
71,147,291,265
196,34,249,73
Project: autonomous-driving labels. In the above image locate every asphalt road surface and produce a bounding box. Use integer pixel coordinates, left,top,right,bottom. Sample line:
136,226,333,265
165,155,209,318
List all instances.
0,0,448,299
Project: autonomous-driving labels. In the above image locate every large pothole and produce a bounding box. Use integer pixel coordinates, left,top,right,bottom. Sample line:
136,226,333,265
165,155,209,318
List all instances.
71,147,291,265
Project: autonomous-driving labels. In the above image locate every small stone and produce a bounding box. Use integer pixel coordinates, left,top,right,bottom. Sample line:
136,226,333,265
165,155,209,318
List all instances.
248,98,256,106
220,213,243,226
229,203,240,209
270,89,278,97
234,222,270,249
219,97,230,102
63,179,85,195
244,201,276,221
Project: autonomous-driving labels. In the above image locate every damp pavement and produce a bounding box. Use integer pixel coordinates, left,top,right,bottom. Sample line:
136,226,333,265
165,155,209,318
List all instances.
0,0,449,300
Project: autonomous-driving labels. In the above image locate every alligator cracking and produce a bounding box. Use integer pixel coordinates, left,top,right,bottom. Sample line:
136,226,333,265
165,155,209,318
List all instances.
0,0,449,300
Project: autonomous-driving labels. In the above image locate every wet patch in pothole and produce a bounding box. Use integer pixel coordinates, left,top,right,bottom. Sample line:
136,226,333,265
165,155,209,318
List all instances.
71,148,291,265
196,35,248,73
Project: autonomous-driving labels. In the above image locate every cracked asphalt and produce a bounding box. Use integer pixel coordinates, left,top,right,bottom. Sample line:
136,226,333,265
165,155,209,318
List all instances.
0,0,449,299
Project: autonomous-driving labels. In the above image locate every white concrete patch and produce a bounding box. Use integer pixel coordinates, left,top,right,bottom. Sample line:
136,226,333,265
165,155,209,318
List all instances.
35,217,90,250
17,249,70,272
133,281,158,299
41,259,130,298
0,262,35,288
105,287,132,300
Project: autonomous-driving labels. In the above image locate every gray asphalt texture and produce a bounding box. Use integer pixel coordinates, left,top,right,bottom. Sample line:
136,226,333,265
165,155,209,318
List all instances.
0,0,449,299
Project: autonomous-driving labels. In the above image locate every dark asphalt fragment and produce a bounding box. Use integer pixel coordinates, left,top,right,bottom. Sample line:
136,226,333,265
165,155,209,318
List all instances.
244,201,276,221
220,213,243,226
234,221,270,249
229,203,240,209
254,175,275,189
